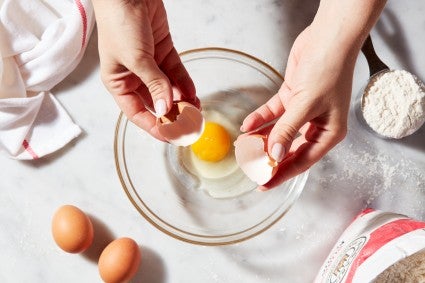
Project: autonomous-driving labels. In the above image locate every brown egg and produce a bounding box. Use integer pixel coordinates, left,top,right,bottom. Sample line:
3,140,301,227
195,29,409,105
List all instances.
51,205,94,253
157,101,204,146
234,134,278,185
98,237,141,283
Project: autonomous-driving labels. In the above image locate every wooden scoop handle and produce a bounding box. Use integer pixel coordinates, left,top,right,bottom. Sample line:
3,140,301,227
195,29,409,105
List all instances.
361,35,390,77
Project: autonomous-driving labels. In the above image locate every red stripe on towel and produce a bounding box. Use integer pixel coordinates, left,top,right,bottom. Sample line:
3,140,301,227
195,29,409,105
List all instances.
75,0,88,49
22,140,39,160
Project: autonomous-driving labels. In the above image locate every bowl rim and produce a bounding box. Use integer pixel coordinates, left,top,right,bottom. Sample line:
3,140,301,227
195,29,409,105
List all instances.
114,47,307,246
178,46,284,81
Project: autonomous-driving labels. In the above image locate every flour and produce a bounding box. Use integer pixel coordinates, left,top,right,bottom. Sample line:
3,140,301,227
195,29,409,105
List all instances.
362,70,425,139
317,131,425,211
375,249,425,283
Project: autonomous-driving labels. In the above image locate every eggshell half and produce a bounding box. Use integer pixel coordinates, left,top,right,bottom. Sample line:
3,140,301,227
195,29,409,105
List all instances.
234,134,278,185
157,101,205,146
98,237,141,283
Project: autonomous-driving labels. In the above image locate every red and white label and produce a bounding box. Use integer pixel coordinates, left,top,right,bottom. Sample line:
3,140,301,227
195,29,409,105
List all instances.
315,209,425,283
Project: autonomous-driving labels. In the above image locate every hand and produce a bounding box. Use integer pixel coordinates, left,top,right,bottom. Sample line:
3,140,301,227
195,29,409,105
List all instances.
241,26,357,190
93,0,199,140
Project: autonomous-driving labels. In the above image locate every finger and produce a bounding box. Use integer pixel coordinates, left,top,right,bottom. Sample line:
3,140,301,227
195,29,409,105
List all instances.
134,83,154,112
149,0,170,44
259,119,347,191
258,141,314,191
154,34,199,108
285,123,323,157
131,110,165,141
160,48,199,108
131,56,173,118
282,122,315,156
266,95,317,163
241,91,286,132
258,133,327,191
113,92,166,141
154,34,174,66
100,68,142,97
298,122,311,137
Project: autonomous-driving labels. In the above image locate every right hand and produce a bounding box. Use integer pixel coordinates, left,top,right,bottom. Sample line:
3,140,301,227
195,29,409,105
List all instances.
93,0,199,140
241,26,355,190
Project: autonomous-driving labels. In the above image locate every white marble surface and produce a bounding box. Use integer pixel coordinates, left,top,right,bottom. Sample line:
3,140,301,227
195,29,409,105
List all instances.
1,0,424,282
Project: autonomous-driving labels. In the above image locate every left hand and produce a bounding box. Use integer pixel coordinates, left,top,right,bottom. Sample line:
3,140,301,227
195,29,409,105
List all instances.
93,0,199,141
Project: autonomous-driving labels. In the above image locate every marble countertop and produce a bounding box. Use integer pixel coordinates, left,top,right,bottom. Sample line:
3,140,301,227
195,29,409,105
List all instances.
1,0,424,282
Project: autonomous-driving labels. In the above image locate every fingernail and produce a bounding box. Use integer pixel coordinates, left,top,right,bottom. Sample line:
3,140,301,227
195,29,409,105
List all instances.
154,99,167,117
271,143,285,162
257,185,268,192
240,125,245,132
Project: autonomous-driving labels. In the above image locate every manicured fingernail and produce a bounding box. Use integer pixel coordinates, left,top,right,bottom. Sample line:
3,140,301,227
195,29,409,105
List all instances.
240,125,245,132
257,185,268,192
154,99,167,117
271,143,285,162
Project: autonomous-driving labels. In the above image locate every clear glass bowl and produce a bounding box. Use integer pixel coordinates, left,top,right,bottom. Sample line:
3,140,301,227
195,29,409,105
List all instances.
114,48,309,245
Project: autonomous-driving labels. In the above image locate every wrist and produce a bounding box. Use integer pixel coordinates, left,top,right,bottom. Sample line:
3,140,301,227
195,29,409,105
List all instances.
91,0,145,28
311,0,386,60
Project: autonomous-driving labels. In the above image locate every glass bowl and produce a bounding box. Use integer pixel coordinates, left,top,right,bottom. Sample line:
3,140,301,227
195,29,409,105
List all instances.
114,47,309,245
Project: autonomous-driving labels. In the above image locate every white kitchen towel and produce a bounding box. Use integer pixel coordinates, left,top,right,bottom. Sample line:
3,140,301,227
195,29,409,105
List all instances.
0,0,94,159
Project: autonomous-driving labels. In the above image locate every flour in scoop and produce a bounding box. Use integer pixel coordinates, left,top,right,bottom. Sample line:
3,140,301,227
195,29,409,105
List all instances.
362,70,425,139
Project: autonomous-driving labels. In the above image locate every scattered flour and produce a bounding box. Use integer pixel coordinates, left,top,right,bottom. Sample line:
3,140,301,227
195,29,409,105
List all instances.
362,70,425,139
318,141,424,208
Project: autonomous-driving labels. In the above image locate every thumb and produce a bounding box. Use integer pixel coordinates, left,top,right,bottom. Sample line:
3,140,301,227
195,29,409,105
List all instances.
133,57,173,117
267,102,312,163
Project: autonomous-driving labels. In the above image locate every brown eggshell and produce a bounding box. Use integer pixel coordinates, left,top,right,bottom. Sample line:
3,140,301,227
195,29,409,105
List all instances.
234,134,278,185
157,101,204,146
51,205,94,253
98,237,141,283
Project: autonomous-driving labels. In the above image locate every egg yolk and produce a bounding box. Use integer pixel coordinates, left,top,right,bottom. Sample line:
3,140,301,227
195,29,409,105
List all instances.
191,121,231,162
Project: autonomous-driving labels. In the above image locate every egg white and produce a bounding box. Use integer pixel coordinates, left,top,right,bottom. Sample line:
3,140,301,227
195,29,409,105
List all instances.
180,110,256,198
191,110,239,178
